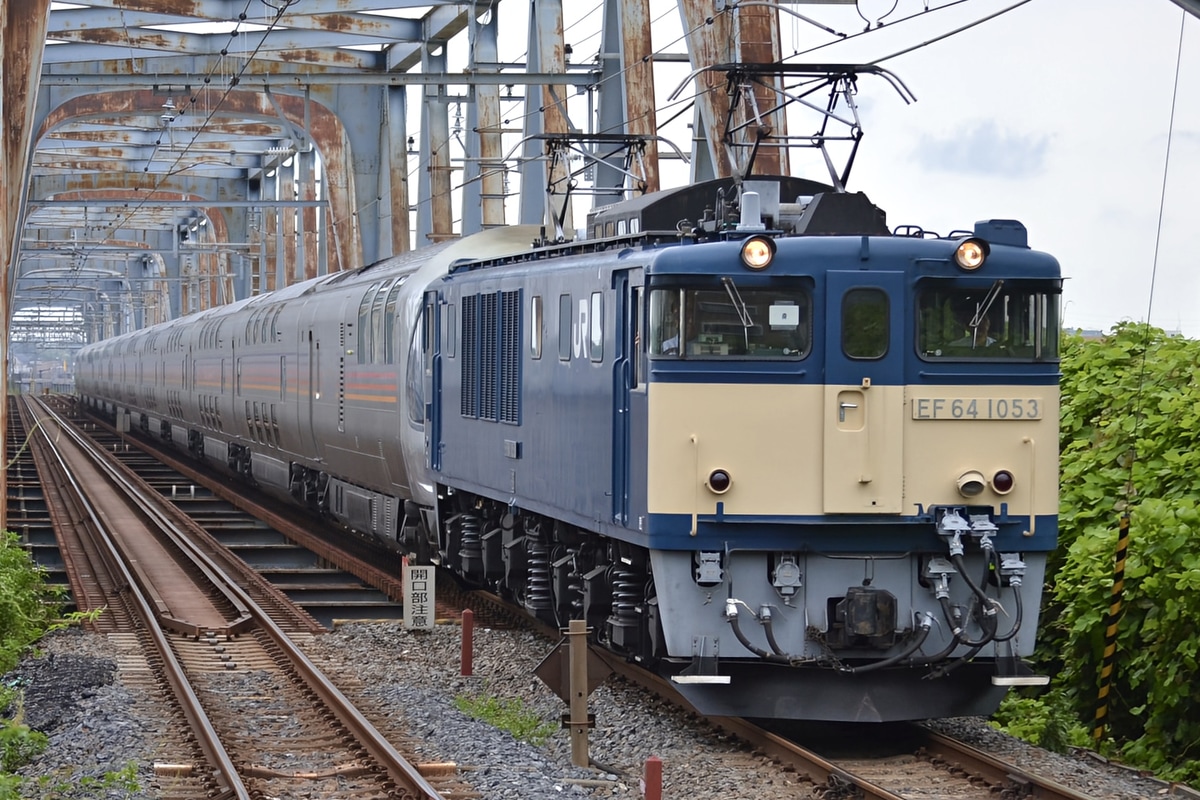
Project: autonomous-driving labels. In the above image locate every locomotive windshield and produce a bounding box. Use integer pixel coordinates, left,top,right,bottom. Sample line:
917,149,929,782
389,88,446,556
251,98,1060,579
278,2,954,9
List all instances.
918,284,1060,360
649,284,811,359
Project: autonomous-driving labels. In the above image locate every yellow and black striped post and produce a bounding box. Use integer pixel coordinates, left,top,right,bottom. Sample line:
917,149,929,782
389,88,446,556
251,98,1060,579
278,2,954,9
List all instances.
1092,513,1131,744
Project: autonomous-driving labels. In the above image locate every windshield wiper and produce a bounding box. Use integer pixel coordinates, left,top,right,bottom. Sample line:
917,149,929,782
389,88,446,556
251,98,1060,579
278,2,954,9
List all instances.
721,277,754,348
970,280,1004,329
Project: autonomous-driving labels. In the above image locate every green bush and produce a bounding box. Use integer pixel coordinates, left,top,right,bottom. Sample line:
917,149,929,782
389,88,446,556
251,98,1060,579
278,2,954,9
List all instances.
0,531,62,676
0,717,47,774
990,691,1091,752
995,324,1200,786
0,530,60,787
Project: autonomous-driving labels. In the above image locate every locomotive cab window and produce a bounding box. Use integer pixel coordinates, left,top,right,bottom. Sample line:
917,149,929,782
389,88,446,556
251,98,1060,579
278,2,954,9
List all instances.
918,284,1061,360
648,283,811,359
842,288,889,359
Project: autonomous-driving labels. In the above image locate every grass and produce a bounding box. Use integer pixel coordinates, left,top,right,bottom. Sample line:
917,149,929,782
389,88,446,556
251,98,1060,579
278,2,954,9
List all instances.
453,693,558,746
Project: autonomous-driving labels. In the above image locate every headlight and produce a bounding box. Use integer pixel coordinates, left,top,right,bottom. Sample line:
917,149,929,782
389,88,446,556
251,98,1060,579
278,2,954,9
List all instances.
954,238,989,270
740,236,775,270
956,470,986,497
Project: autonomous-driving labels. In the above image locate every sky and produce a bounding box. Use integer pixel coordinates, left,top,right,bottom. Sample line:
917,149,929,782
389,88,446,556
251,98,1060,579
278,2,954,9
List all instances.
552,0,1200,338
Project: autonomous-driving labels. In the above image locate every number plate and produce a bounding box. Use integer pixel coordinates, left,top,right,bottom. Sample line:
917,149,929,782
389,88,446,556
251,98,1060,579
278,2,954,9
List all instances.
911,397,1042,420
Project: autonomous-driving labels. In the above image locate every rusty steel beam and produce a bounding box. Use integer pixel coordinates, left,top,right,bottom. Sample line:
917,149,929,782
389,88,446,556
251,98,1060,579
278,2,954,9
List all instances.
418,46,455,244
298,148,320,280
2,0,52,532
37,88,361,272
386,87,411,254
620,0,660,193
730,2,788,177
678,0,735,179
534,0,573,237
677,1,787,179
468,11,507,230
281,157,298,294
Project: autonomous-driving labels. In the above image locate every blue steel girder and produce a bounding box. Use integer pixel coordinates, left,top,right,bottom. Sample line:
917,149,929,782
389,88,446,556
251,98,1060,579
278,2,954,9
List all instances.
325,81,393,261
461,9,506,233
519,0,572,235
386,3,479,73
417,45,454,246
44,0,480,69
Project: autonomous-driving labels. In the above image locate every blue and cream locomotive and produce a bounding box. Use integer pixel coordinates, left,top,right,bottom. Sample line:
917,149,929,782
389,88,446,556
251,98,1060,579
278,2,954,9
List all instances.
423,174,1060,721
75,171,1060,722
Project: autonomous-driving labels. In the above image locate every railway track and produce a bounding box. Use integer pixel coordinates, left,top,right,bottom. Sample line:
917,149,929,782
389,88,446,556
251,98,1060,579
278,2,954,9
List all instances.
6,396,70,602
21,395,458,799
67,395,511,629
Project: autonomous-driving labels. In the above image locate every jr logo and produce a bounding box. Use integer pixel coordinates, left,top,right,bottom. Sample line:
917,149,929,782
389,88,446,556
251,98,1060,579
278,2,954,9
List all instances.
572,297,589,359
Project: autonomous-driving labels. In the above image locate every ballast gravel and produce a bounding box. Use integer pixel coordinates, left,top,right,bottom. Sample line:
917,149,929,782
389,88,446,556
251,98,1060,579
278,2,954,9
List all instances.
4,623,1190,799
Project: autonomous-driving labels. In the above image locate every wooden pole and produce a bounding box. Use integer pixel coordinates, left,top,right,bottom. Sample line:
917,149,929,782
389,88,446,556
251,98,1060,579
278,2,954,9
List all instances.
567,619,590,768
1092,513,1130,743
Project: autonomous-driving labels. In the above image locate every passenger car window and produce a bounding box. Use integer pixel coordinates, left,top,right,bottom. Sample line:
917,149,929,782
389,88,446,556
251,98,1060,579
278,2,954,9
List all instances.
590,292,603,362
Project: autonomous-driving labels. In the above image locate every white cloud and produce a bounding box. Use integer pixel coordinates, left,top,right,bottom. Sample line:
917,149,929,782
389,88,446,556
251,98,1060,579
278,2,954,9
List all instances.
911,123,1051,178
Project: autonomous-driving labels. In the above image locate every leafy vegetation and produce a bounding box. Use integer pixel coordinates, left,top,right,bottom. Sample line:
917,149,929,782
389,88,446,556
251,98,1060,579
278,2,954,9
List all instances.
993,324,1200,784
0,531,62,676
453,692,557,746
0,530,140,797
0,530,60,791
19,762,140,800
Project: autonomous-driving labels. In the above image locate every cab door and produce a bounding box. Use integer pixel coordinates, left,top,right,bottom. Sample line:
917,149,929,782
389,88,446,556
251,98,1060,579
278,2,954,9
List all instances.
610,269,643,526
822,271,905,513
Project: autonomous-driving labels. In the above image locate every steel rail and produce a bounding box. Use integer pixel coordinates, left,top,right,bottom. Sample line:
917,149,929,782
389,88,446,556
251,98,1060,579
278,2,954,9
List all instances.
39,397,445,800
24,396,249,800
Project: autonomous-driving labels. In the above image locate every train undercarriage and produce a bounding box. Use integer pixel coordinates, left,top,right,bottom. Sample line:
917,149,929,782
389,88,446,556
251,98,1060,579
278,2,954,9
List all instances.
429,488,665,666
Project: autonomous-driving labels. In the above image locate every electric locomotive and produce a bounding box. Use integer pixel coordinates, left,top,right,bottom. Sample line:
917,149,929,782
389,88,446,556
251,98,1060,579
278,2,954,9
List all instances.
423,175,1060,721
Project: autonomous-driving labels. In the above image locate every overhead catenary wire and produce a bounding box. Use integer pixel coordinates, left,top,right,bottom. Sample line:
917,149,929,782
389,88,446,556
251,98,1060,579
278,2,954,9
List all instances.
435,0,1036,230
